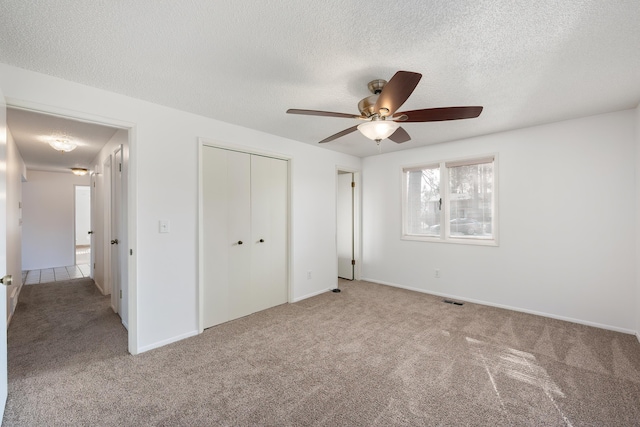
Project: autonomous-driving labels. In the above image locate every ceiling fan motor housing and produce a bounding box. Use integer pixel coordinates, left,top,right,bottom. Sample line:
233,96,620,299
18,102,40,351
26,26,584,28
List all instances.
359,79,389,117
358,95,379,118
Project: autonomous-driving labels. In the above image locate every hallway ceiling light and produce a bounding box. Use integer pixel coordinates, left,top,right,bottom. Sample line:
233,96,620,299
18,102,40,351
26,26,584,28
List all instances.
49,137,77,153
71,168,88,176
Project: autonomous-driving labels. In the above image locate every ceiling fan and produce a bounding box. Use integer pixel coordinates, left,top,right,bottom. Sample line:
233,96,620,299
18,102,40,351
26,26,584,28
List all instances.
287,71,483,146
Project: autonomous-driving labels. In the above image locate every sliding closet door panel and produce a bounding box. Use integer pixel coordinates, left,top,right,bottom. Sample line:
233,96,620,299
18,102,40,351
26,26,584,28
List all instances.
202,146,231,328
250,155,288,312
227,150,253,320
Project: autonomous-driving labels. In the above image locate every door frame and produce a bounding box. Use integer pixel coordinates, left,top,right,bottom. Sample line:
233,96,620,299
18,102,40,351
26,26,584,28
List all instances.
197,138,292,334
336,166,361,284
5,98,139,355
103,155,113,302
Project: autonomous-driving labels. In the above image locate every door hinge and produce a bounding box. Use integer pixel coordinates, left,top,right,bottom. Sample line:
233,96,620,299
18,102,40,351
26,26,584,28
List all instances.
119,290,122,299
351,181,355,188
93,263,96,269
119,163,122,172
351,259,356,266
130,249,133,256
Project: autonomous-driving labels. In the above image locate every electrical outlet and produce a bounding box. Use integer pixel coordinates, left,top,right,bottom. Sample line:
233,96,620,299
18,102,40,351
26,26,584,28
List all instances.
435,269,440,278
307,271,312,280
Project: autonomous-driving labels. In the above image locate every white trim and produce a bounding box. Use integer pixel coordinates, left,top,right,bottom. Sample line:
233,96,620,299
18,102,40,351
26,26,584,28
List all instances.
197,138,292,333
636,332,640,344
137,330,199,354
292,288,333,303
362,278,638,336
93,279,106,295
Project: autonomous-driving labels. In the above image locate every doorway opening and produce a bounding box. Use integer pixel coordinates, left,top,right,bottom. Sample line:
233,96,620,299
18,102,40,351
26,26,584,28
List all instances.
336,168,360,284
6,104,135,353
74,185,91,269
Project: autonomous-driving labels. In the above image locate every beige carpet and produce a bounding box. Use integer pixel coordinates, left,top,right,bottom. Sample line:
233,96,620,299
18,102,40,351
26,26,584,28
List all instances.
4,278,640,426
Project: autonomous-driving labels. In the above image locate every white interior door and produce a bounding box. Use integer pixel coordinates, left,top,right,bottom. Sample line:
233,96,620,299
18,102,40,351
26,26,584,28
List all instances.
0,85,10,418
202,147,288,329
202,147,252,328
225,150,252,320
250,155,288,312
111,147,123,319
202,146,231,328
337,172,354,280
103,156,112,298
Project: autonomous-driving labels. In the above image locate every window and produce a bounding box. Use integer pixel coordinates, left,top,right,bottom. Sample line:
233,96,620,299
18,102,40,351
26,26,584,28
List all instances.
402,155,497,245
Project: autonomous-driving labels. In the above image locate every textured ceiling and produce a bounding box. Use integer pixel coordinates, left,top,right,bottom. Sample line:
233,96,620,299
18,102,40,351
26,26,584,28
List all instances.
1,1,639,157
7,108,119,173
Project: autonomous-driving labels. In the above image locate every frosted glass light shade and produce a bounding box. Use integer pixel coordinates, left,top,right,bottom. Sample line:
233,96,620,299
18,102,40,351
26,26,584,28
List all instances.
49,138,77,152
357,120,399,141
71,168,88,176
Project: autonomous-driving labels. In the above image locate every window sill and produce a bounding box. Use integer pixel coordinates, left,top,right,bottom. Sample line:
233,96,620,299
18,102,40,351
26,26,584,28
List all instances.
401,234,499,247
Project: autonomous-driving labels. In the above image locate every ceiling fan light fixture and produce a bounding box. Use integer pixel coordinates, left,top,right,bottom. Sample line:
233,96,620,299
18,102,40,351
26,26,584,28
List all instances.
71,168,88,176
357,119,399,141
49,138,77,153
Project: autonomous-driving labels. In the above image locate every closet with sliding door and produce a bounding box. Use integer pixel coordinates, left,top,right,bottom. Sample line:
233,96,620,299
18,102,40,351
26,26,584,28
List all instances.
201,145,288,329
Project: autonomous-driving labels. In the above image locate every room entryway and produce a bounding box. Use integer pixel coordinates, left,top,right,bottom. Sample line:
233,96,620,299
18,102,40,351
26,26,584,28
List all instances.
336,168,360,283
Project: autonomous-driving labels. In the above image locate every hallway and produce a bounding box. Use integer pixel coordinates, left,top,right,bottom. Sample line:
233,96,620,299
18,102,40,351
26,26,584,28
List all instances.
22,246,91,284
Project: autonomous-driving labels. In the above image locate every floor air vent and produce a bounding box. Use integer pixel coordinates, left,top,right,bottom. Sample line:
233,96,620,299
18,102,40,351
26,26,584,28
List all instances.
443,299,464,306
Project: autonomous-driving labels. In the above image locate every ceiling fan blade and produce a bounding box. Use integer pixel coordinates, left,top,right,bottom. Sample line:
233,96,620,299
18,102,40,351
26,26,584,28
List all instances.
394,106,483,122
374,71,422,117
388,127,411,144
287,109,363,119
318,125,359,144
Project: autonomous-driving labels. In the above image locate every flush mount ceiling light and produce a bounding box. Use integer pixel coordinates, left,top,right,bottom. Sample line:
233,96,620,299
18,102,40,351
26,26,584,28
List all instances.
71,168,88,176
49,137,77,153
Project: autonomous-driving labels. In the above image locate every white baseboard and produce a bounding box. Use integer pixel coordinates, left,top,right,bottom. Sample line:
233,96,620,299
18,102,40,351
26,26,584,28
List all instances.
93,280,106,295
362,278,637,336
636,332,640,344
137,330,199,354
291,288,333,303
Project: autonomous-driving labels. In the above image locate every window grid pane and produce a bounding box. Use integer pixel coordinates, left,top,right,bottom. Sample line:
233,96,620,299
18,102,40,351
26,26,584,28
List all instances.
447,162,493,238
405,167,440,236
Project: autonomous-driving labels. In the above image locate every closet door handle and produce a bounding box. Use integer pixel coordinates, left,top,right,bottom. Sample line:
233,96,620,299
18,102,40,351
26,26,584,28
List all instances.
237,240,243,245
259,239,264,243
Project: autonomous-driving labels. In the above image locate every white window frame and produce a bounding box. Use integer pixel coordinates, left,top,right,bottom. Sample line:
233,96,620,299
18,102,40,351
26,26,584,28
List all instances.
401,154,499,246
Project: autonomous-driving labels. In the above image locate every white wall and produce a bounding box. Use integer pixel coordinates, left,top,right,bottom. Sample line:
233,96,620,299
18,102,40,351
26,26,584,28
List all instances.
22,170,91,270
363,110,637,333
0,63,362,353
6,129,26,322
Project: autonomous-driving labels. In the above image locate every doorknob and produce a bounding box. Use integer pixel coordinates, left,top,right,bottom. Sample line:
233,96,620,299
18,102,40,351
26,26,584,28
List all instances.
88,231,94,234
237,240,243,245
259,239,264,243
111,239,119,245
0,275,12,286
